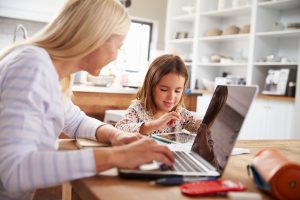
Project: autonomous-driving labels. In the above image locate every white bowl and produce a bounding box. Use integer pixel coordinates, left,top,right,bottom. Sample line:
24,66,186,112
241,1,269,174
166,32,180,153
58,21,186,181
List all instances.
87,75,114,86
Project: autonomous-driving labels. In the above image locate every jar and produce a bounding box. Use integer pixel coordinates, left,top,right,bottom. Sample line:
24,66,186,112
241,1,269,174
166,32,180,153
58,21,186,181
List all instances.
287,82,296,97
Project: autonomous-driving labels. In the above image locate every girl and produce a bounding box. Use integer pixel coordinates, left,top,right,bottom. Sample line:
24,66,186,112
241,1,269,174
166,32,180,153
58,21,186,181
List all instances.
116,54,202,135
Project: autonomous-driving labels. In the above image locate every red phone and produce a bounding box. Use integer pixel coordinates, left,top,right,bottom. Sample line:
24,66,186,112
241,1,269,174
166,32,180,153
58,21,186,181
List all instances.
180,179,246,196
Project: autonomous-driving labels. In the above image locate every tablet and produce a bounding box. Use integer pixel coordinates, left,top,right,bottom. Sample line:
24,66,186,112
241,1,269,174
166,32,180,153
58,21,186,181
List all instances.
151,132,195,144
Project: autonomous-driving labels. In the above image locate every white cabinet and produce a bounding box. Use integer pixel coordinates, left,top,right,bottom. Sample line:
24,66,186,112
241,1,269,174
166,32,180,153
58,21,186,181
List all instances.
0,0,66,22
239,98,295,139
197,95,295,139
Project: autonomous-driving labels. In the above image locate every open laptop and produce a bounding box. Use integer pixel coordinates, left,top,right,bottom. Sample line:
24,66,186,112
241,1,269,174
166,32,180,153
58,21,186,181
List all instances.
119,85,258,179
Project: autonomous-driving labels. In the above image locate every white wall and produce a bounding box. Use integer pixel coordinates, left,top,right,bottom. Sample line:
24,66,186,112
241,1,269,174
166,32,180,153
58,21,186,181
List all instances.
127,0,167,50
0,0,168,51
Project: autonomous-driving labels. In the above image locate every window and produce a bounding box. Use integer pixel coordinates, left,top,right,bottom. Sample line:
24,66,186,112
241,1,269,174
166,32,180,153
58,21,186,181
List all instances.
115,20,152,72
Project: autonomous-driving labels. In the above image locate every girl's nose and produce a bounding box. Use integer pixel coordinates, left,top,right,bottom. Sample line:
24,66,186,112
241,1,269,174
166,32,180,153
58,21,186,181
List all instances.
167,91,175,99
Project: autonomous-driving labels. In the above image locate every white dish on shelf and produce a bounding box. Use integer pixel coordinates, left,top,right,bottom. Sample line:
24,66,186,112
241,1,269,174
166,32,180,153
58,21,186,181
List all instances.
87,75,115,86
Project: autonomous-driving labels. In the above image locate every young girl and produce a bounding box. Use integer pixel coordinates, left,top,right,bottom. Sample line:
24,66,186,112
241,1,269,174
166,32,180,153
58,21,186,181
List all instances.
115,54,202,135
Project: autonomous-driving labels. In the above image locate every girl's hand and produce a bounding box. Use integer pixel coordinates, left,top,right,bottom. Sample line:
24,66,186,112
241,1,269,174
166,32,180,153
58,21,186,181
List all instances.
152,111,184,130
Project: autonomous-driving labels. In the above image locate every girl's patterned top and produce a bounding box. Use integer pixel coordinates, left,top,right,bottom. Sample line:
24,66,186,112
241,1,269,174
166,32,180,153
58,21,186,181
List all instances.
115,100,202,135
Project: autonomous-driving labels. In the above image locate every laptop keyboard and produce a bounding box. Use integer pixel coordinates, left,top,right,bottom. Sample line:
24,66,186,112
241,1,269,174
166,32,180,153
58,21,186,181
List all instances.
172,151,206,172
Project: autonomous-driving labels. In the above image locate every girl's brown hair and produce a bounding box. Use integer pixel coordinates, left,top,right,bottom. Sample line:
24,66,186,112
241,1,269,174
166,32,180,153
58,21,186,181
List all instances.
137,54,189,115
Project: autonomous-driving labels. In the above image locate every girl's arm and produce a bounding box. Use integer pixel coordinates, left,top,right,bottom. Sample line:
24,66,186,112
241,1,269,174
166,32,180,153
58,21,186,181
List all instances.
115,104,145,133
181,108,202,133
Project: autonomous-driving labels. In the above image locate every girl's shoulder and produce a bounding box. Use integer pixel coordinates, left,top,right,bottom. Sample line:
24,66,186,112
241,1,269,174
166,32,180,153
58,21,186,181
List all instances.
129,100,146,112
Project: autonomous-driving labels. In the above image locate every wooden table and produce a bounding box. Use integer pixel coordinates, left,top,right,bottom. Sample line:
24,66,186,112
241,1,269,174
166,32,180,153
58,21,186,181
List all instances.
59,140,300,200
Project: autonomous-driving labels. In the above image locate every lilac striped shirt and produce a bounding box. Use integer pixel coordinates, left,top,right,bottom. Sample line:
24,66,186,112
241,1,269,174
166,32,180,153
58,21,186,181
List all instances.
0,45,104,200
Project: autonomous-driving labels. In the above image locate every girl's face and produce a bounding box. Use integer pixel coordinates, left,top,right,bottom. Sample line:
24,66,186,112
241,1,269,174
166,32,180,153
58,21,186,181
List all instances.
153,72,186,113
80,34,125,76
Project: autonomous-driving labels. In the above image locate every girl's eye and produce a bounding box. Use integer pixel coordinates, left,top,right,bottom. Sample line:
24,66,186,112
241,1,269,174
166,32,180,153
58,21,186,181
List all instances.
175,90,181,93
160,88,168,92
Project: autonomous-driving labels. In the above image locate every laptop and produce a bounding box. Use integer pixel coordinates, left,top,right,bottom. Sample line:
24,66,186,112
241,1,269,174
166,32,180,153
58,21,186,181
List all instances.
118,85,258,179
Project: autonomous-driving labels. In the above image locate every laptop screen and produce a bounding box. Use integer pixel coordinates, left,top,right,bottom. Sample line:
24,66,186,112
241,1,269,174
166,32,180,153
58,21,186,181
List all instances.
191,85,257,174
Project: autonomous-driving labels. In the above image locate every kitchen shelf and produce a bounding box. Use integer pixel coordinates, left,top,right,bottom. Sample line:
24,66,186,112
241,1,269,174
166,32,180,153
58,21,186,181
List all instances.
200,5,252,17
258,0,300,10
256,29,300,38
198,34,249,42
168,38,194,43
166,0,299,97
165,0,300,139
197,62,248,67
254,62,298,66
171,14,195,22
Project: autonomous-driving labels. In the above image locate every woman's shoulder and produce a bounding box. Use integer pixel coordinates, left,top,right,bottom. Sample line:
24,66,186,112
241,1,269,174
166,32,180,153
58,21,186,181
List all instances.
5,45,52,71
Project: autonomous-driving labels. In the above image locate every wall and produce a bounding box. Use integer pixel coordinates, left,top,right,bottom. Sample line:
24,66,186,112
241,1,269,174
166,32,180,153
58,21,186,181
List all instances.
0,0,168,51
127,0,167,50
0,17,46,50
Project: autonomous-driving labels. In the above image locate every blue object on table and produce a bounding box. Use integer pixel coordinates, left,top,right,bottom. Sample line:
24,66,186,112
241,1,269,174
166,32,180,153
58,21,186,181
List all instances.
155,176,216,186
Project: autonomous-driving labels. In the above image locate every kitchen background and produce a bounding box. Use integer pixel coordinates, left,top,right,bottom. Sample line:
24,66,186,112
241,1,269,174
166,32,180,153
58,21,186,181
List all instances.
0,0,300,140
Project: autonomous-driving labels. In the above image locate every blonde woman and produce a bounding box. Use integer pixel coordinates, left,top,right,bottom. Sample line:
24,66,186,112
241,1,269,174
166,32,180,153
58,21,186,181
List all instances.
0,0,173,199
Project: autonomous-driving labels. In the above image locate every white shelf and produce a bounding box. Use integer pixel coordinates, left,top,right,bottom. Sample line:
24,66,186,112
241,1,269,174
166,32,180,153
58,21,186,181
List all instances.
197,63,248,67
256,29,300,38
171,14,195,22
198,34,250,42
200,5,252,17
185,61,193,65
258,0,300,11
254,62,298,66
166,0,300,139
168,38,194,43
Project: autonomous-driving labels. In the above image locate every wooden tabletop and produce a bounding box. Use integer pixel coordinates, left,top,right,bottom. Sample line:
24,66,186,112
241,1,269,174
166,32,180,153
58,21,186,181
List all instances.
59,140,300,200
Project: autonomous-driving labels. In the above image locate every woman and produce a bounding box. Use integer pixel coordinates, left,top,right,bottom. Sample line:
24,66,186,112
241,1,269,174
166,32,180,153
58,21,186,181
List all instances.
0,0,173,199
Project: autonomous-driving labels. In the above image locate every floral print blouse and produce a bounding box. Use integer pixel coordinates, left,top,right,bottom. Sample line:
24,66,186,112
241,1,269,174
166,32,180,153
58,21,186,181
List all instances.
115,100,202,135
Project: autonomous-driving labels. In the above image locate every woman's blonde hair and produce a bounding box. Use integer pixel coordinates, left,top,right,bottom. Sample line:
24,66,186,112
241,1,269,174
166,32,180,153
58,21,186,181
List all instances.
0,0,130,98
137,54,189,115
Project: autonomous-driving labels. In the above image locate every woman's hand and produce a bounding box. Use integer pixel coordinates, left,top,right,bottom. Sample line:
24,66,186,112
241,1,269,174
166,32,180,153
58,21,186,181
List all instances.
93,137,175,171
140,111,184,134
110,130,143,146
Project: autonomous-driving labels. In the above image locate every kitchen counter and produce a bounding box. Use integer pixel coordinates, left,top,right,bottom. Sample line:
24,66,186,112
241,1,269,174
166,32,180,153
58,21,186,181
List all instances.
72,85,202,121
72,85,138,94
193,89,295,102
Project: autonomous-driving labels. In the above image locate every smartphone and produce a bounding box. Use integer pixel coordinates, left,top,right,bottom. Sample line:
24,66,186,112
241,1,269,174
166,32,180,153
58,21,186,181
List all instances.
151,132,195,144
180,179,246,196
